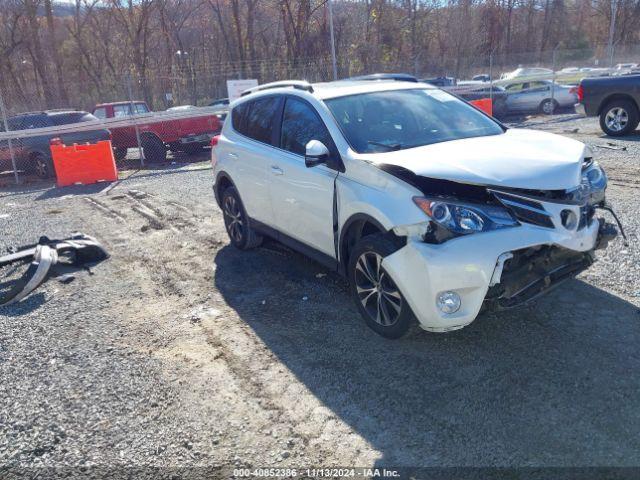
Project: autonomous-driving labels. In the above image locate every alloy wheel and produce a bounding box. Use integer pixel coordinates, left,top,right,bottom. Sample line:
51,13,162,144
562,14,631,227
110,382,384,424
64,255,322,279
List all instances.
542,100,555,115
605,107,629,132
354,251,402,326
35,157,49,178
223,195,244,243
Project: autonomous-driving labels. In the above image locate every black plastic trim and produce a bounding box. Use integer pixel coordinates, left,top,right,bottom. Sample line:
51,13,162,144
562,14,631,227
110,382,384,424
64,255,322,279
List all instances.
337,213,386,275
250,218,338,271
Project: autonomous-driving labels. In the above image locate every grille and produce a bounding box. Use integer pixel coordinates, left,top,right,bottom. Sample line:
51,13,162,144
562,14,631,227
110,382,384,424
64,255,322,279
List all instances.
492,192,554,229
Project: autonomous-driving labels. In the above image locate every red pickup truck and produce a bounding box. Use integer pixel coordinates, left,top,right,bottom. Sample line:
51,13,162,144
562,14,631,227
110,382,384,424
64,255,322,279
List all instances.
92,101,222,163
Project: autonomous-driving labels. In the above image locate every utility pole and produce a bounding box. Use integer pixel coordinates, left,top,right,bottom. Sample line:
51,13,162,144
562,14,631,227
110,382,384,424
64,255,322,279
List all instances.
607,0,617,68
328,0,338,81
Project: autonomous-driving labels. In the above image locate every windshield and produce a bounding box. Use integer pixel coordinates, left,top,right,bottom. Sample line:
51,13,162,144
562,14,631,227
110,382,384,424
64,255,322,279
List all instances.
324,88,504,154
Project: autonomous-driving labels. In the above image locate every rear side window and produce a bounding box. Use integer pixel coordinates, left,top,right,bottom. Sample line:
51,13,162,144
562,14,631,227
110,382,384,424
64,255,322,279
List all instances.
134,103,149,114
244,97,280,145
280,97,332,156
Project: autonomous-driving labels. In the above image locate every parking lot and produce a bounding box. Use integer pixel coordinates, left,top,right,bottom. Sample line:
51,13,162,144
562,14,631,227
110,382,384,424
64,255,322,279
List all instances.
1,114,640,472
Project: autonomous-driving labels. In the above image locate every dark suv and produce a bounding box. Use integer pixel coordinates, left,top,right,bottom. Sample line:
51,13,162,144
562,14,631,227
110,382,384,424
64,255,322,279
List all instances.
0,110,110,179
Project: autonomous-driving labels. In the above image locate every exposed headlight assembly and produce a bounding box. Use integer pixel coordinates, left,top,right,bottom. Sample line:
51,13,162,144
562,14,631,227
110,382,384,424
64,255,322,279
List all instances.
581,158,607,204
413,196,519,240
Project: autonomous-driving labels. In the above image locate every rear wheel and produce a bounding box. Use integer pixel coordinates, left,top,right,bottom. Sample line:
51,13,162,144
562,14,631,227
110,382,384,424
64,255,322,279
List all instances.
141,135,167,164
599,99,639,136
113,147,128,161
221,186,262,250
30,153,54,179
540,98,558,115
348,234,416,339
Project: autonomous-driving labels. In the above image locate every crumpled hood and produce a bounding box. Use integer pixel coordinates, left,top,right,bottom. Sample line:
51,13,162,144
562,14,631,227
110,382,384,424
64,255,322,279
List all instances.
359,129,587,190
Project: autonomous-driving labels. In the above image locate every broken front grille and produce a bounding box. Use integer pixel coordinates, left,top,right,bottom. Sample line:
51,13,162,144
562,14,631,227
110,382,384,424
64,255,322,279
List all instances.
492,191,554,229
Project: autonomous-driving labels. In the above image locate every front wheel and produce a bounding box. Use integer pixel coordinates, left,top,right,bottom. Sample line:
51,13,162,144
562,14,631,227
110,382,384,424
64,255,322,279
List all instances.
599,99,640,136
348,234,416,339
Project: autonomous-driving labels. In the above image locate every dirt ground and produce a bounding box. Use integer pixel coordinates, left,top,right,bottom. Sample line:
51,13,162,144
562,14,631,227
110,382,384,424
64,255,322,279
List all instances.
1,114,640,476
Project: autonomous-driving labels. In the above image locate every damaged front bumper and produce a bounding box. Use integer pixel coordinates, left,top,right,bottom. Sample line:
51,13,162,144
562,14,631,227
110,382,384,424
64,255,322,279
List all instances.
381,215,617,332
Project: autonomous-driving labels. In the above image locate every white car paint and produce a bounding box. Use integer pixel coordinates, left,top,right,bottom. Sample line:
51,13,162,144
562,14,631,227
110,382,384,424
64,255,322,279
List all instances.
357,128,586,191
212,80,609,333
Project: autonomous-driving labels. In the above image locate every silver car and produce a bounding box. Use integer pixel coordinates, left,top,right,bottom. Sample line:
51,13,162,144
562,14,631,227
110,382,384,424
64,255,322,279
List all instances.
503,80,578,114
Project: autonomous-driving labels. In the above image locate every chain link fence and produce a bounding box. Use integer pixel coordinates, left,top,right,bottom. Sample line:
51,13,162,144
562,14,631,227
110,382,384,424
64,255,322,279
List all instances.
1,44,639,186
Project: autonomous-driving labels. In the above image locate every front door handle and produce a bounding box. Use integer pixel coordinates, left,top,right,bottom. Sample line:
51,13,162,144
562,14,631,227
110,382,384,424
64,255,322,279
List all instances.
271,165,284,175
228,152,238,159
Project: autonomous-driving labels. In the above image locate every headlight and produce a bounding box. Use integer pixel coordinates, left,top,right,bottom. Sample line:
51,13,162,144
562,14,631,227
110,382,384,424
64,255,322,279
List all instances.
413,196,519,236
581,159,607,204
582,160,607,190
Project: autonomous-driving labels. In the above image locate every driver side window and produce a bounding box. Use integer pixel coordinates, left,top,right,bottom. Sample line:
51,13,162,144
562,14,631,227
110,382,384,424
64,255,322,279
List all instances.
280,97,333,156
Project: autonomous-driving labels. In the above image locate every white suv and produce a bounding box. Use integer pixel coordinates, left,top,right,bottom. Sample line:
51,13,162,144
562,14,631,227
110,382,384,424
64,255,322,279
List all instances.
211,80,618,338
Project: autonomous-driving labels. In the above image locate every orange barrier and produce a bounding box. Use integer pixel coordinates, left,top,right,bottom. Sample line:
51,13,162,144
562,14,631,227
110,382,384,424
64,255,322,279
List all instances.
50,139,118,188
470,98,493,116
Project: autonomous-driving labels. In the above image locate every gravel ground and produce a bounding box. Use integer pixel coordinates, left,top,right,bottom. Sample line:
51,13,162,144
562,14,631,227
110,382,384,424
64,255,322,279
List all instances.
1,115,639,477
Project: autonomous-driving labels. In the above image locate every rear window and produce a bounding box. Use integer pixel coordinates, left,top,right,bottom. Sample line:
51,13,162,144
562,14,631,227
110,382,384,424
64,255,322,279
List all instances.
49,112,98,125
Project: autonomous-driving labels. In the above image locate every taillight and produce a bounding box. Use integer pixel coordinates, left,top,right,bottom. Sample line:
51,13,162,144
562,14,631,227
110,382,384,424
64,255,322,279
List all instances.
577,84,584,102
210,135,220,147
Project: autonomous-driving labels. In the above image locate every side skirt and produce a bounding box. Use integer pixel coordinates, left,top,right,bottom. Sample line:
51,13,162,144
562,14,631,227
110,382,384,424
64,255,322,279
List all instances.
249,218,339,272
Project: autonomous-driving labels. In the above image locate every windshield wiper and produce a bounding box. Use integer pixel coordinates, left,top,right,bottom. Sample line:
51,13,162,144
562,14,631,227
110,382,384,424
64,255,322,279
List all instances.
367,140,403,151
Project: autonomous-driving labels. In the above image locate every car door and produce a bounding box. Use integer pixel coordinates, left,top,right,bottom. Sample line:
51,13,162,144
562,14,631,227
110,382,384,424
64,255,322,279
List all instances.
527,81,551,109
268,96,339,258
505,82,530,111
227,95,283,226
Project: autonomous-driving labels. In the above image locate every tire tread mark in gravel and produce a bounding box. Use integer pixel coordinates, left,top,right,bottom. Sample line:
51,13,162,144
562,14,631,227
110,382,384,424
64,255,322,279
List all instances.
123,191,197,230
84,197,126,222
201,326,332,454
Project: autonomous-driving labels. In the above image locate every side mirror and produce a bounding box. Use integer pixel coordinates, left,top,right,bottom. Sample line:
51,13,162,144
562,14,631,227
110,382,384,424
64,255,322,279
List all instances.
304,140,329,168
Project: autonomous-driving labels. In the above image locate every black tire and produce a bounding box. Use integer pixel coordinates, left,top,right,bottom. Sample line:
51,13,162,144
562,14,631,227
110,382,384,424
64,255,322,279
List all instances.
599,99,640,137
30,153,55,179
540,98,558,115
492,98,507,118
348,233,416,339
221,186,262,250
113,147,128,161
141,135,167,164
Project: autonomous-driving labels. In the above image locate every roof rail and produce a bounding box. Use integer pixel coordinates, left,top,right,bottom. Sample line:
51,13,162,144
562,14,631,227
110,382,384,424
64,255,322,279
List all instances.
241,80,314,97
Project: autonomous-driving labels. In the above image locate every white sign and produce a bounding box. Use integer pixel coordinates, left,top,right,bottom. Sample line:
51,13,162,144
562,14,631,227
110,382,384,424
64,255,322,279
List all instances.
227,79,259,102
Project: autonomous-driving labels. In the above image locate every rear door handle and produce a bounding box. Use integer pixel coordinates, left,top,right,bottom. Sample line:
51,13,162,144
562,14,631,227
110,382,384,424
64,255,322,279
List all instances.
228,153,238,159
271,165,284,175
